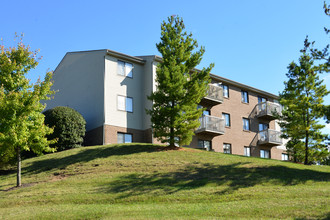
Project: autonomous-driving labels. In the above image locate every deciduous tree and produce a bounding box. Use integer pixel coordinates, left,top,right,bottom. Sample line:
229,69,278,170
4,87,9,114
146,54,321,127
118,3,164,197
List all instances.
147,16,213,147
0,36,55,187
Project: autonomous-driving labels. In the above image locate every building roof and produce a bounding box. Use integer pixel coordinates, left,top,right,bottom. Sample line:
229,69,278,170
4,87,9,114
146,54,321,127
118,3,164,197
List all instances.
61,49,279,99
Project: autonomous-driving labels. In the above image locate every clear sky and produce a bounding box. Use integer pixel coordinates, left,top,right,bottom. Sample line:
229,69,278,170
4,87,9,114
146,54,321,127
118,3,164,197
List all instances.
1,0,329,133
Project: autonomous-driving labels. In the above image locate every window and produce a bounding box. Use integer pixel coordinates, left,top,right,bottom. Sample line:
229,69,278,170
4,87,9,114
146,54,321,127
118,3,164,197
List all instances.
198,140,211,151
241,90,249,103
244,147,251,157
117,133,133,143
258,96,267,103
243,118,250,131
117,95,133,112
222,84,229,98
259,123,269,131
223,143,231,154
117,60,133,78
282,153,289,161
223,113,230,127
260,149,270,158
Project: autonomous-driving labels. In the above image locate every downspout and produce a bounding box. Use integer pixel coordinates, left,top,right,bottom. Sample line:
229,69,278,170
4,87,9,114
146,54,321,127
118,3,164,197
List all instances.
103,55,106,145
151,60,154,144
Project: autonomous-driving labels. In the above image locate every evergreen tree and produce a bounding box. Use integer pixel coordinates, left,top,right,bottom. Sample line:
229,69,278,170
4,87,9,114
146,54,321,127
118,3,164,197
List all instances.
147,16,213,147
279,39,330,165
0,36,56,186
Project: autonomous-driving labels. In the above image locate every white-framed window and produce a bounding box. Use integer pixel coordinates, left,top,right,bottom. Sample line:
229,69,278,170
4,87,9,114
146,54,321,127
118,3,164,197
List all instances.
282,153,289,161
241,90,249,103
117,60,133,78
117,132,133,143
117,95,133,112
223,113,230,127
243,118,250,131
223,143,231,154
260,149,270,158
244,146,251,157
198,140,211,151
222,84,229,98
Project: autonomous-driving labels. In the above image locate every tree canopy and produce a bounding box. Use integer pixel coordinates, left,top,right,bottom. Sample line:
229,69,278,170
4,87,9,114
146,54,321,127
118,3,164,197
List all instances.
147,16,213,147
279,39,330,165
0,36,55,186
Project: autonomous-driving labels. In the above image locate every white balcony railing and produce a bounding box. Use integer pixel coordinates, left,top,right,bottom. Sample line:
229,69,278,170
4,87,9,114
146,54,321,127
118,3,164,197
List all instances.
205,84,223,103
258,129,282,145
256,101,282,119
196,115,225,135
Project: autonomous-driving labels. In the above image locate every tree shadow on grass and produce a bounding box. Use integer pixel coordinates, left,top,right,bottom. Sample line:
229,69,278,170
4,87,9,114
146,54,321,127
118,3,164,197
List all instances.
22,144,160,175
99,162,330,199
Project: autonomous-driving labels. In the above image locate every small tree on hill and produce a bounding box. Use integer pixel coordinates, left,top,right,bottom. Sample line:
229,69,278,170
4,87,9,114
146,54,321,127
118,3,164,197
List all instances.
44,106,86,151
147,16,213,147
279,39,330,165
0,35,56,187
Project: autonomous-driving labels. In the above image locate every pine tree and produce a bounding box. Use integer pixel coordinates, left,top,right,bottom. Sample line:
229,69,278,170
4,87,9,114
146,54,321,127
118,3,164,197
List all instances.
147,16,213,147
0,35,56,187
279,39,330,165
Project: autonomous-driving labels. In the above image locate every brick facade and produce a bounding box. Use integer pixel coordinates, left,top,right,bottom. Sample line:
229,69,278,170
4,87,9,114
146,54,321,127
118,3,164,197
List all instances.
188,81,286,160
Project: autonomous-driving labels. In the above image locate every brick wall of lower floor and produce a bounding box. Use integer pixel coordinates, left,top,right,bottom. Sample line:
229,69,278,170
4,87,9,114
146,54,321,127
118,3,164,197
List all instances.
189,133,286,160
84,125,286,160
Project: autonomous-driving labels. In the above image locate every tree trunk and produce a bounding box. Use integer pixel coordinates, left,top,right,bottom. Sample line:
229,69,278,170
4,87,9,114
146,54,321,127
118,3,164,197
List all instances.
293,149,297,163
169,100,175,147
169,126,175,147
17,147,21,187
304,131,309,165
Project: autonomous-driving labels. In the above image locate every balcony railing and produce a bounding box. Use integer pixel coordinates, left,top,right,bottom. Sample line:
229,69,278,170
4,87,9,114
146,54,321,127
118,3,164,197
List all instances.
195,115,225,136
258,129,282,146
200,84,223,106
255,101,282,120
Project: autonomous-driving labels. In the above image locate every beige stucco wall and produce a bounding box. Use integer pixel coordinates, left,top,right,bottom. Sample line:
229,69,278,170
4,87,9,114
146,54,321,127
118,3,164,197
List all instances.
45,50,105,131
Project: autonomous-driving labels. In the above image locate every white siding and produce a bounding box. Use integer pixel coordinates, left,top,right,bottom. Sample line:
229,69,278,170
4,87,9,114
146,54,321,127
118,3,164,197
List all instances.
140,56,158,130
45,50,105,131
275,119,287,150
104,55,145,130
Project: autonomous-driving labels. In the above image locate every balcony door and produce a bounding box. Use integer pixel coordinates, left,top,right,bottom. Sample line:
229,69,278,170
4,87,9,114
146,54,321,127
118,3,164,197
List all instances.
259,123,269,131
198,105,210,116
258,96,267,103
203,110,210,116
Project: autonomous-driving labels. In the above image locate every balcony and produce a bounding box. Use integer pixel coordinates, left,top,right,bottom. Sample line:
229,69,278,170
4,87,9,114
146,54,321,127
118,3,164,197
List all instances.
258,129,282,146
200,84,223,107
195,115,225,136
255,101,282,120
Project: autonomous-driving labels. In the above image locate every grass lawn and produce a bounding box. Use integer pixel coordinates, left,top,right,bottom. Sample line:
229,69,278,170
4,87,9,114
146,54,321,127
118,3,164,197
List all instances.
0,143,329,219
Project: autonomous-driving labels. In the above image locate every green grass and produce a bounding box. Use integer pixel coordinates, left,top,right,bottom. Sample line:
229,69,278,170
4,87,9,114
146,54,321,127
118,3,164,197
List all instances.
0,144,329,219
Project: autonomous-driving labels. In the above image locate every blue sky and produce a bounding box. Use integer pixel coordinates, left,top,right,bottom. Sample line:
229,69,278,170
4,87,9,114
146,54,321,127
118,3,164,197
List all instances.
1,0,329,133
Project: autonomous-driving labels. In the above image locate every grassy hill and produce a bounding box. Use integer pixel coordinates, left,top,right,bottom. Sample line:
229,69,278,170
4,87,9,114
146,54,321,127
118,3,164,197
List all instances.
0,144,329,219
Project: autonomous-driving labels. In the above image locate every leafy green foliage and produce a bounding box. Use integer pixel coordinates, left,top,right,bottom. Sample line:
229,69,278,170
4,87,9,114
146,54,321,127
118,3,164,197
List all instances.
147,16,213,147
0,35,56,186
44,106,86,151
279,39,330,165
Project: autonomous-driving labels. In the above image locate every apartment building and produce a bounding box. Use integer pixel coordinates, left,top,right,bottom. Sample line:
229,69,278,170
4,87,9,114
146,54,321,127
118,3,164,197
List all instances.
45,49,287,160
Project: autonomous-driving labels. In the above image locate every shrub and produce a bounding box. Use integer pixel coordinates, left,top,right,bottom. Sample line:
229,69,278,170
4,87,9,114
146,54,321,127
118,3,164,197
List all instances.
43,106,86,151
